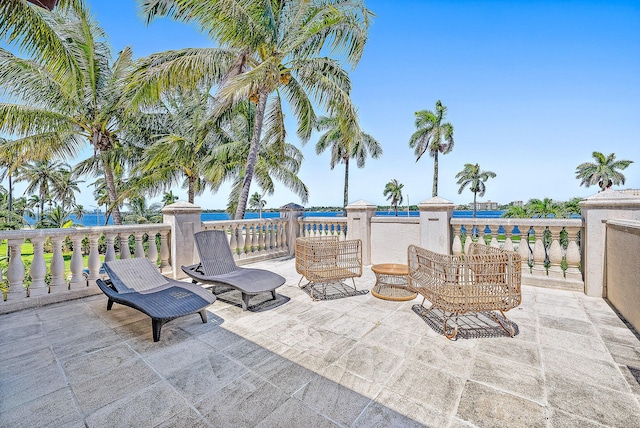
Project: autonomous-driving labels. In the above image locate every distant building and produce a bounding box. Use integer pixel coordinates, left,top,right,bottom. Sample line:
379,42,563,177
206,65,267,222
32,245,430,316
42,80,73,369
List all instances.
469,200,499,211
510,200,524,207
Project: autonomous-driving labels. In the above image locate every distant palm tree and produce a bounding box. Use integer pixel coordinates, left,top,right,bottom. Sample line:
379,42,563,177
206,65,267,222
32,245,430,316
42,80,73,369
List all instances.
409,100,455,197
15,159,66,221
38,206,78,229
124,197,162,224
51,166,83,211
561,197,582,218
526,198,559,218
162,191,179,206
135,0,372,219
315,107,382,213
501,205,528,219
383,179,404,216
575,151,633,191
249,192,266,219
455,163,496,218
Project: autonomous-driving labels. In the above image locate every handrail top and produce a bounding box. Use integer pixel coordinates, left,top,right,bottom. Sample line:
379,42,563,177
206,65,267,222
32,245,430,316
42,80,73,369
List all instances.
0,223,170,240
298,217,347,222
202,218,286,227
450,218,582,227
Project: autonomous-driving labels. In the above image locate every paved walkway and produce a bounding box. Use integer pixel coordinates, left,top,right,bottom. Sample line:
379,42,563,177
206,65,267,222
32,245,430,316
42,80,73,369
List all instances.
1,258,639,427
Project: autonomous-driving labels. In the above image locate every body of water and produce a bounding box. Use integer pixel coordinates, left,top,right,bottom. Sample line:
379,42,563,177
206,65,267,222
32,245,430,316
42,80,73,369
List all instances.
73,210,505,226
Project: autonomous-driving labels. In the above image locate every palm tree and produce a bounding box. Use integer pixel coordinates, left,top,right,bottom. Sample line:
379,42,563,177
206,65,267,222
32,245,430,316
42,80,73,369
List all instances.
501,205,528,219
134,0,372,219
123,197,163,224
455,163,496,218
249,192,266,219
50,166,83,211
0,1,142,224
38,205,78,228
315,107,382,212
575,151,633,191
409,100,455,197
15,159,66,221
162,191,179,207
561,197,582,218
383,179,404,216
526,198,559,218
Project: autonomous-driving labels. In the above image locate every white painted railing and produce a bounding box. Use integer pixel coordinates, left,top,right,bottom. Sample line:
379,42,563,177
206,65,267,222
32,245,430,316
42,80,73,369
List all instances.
201,218,289,260
0,224,170,302
450,218,583,290
298,217,347,239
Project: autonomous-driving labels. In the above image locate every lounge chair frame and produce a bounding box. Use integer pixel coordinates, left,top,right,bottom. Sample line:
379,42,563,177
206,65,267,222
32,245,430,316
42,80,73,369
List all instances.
408,243,522,339
96,258,216,342
181,230,285,310
295,236,363,300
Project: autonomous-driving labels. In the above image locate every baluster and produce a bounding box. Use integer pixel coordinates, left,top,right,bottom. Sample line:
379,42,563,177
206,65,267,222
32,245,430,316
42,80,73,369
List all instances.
490,225,500,248
298,221,304,237
87,234,101,284
147,232,158,265
547,225,564,278
69,235,85,288
104,233,117,262
478,225,487,246
451,224,463,255
531,225,547,276
229,226,238,257
280,222,287,250
29,236,47,296
7,238,26,298
463,223,473,254
269,223,277,249
49,235,66,288
119,233,131,259
565,226,582,281
503,226,515,252
250,223,258,254
159,230,170,269
134,232,145,258
517,226,531,273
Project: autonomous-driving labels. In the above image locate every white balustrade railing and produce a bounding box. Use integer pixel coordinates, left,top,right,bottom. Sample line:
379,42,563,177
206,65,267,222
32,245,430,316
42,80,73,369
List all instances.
298,217,347,239
0,224,170,302
201,218,289,259
450,218,583,289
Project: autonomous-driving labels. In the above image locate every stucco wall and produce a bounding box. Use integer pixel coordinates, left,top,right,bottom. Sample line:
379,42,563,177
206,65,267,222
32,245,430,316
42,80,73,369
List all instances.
605,220,640,333
370,217,420,265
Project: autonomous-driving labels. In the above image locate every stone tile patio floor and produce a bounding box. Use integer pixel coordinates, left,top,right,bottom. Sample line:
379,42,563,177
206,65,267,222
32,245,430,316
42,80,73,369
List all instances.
1,257,640,428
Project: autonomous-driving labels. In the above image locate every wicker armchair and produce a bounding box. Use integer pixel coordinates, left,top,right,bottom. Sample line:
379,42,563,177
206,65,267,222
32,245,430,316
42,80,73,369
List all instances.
408,243,522,339
295,236,363,299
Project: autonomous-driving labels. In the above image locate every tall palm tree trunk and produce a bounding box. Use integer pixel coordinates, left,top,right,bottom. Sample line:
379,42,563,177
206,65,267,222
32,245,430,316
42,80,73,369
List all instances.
188,175,196,204
102,160,123,225
472,190,477,219
343,157,350,215
432,151,439,197
235,91,268,220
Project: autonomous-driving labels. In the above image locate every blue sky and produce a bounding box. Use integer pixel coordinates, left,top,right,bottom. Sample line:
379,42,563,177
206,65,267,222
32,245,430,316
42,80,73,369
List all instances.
6,0,640,209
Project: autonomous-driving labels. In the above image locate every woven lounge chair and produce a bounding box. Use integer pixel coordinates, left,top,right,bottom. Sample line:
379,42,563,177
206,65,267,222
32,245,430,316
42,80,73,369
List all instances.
295,236,363,300
96,258,216,342
181,230,286,310
408,243,521,339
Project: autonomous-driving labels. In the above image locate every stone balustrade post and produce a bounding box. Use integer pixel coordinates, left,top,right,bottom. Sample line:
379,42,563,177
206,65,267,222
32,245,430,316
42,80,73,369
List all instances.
159,231,170,270
280,203,305,257
119,233,131,259
87,234,101,284
49,235,66,288
133,232,145,258
162,201,202,279
504,226,515,252
346,200,377,265
69,235,84,288
7,238,25,297
418,197,455,254
531,225,547,276
517,226,531,272
104,233,117,263
147,232,159,265
451,224,463,255
580,190,640,296
29,236,47,296
547,226,564,279
564,226,582,281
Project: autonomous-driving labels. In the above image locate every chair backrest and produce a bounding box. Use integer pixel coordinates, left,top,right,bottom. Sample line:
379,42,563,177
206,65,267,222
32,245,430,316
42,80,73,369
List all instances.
194,230,239,276
103,258,168,293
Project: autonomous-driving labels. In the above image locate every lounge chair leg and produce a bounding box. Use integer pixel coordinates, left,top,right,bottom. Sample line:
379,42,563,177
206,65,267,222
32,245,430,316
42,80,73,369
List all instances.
271,290,276,300
107,299,114,311
152,319,166,342
241,293,250,311
199,309,208,323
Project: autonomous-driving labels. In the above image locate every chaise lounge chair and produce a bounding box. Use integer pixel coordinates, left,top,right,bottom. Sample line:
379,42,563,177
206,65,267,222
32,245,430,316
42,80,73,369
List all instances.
96,258,216,342
181,230,286,310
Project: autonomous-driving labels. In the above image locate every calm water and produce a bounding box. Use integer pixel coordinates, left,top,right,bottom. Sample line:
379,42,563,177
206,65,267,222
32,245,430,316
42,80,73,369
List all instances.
73,210,505,226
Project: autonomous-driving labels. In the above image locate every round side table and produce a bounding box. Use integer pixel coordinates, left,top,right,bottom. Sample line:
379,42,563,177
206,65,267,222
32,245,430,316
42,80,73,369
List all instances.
370,263,417,301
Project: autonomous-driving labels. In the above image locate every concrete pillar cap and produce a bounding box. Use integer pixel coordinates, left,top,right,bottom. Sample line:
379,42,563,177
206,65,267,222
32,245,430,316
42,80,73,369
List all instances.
346,200,377,210
161,201,202,214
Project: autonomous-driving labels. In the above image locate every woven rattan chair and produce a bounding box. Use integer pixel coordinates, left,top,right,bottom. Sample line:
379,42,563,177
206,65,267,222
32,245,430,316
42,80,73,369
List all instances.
295,236,363,300
181,230,286,310
96,258,216,342
407,243,522,339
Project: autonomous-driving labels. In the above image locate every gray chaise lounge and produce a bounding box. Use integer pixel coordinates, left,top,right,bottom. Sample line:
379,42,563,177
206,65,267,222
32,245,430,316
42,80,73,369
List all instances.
97,258,216,342
181,230,286,310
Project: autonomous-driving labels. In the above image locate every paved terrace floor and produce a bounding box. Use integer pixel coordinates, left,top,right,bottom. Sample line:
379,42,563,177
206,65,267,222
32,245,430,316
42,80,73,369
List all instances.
1,258,640,428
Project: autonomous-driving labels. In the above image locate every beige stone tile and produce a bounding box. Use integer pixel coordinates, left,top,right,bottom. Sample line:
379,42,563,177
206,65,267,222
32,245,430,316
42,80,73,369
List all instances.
476,335,541,368
256,397,339,428
539,327,611,361
455,380,548,428
408,336,476,378
550,409,609,428
0,363,67,412
538,313,598,336
470,353,545,403
356,389,449,427
335,342,405,384
0,387,83,428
